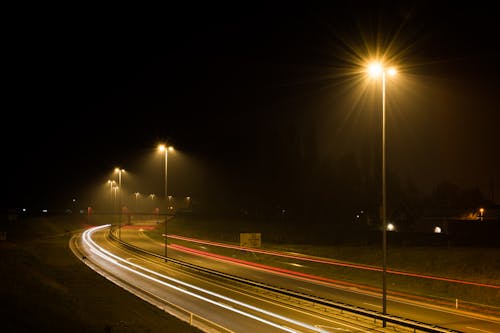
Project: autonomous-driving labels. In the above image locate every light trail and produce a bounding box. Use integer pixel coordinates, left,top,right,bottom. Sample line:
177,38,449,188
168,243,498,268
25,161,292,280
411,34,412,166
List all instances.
82,225,332,333
168,234,500,289
170,243,380,293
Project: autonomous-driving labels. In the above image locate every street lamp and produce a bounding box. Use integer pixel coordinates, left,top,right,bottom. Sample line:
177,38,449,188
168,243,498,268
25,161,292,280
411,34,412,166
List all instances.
112,185,118,212
149,193,155,211
368,61,397,326
168,195,173,212
107,180,116,211
115,168,125,239
134,192,140,213
158,144,174,262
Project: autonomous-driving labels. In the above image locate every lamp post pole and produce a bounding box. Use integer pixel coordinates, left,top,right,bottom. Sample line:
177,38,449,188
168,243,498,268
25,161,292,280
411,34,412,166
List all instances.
381,70,387,324
135,192,140,214
164,148,168,261
150,194,155,211
108,180,115,212
115,168,124,240
368,62,396,327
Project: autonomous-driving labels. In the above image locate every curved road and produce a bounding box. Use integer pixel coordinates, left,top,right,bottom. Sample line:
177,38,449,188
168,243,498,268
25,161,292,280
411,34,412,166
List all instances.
73,223,500,333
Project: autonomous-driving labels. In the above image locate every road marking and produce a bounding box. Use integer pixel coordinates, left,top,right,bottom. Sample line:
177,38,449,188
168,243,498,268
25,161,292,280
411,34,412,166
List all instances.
363,302,382,308
466,327,492,333
316,324,350,331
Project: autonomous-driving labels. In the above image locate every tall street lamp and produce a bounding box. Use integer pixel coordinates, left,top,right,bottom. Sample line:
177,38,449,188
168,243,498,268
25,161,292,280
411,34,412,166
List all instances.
115,168,125,239
368,61,396,326
158,144,174,262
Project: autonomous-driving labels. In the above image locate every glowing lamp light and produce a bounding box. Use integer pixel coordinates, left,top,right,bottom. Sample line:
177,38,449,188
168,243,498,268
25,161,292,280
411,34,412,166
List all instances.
367,62,397,78
368,62,383,77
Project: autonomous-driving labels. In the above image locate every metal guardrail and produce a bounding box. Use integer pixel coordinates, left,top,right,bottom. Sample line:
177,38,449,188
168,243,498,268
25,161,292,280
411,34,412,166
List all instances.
108,225,462,333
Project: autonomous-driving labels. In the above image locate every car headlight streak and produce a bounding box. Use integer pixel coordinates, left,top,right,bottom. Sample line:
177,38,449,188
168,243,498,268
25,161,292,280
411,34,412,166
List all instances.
82,225,329,333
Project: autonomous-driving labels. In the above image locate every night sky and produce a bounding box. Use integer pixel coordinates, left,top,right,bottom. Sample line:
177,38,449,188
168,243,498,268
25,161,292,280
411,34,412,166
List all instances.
3,2,499,212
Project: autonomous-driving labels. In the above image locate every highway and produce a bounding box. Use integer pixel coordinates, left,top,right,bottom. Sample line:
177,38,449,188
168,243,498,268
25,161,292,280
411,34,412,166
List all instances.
71,223,500,333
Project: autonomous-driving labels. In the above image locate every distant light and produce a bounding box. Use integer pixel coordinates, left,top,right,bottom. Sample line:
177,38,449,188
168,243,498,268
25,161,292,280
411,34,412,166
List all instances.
72,198,77,202
22,208,27,212
387,223,395,231
434,226,442,233
356,214,360,218
387,67,397,76
42,209,48,213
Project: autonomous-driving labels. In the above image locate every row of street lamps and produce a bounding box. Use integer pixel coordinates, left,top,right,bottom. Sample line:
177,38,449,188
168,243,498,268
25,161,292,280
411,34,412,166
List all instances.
107,190,190,213
106,145,175,258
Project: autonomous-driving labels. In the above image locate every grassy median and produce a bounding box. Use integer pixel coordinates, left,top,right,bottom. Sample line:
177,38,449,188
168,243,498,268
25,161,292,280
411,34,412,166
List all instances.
0,214,201,333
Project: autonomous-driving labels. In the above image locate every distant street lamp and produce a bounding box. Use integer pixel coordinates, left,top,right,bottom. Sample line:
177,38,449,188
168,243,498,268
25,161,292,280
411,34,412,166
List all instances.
115,168,125,239
158,144,174,262
134,192,140,213
149,193,155,211
108,180,116,211
168,195,173,212
112,185,118,211
367,61,397,327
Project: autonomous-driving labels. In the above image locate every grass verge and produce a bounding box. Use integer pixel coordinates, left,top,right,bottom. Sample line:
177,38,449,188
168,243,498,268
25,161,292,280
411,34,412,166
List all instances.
0,214,202,333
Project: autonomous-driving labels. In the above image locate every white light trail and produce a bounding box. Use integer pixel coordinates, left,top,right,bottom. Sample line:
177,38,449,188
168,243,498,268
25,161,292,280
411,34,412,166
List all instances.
82,225,330,333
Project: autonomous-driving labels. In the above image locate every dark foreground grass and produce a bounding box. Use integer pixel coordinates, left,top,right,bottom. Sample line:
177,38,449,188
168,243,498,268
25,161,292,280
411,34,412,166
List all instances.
0,215,202,333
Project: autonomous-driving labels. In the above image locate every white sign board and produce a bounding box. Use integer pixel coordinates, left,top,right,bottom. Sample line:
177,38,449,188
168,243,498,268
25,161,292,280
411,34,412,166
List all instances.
240,233,261,248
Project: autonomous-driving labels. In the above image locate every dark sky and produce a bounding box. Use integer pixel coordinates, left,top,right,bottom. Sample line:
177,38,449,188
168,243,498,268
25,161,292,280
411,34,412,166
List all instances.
3,2,500,210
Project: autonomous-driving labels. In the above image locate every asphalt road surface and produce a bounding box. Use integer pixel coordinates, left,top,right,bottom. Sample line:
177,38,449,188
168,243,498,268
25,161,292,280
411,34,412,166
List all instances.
72,223,500,333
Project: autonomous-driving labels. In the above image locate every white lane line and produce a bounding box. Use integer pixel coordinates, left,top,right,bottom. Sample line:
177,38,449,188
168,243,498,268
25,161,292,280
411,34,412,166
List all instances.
316,325,350,331
363,303,382,308
466,327,493,333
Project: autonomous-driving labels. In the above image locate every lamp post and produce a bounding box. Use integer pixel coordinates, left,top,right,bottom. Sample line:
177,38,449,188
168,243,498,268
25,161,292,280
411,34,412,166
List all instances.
115,168,125,239
168,195,173,213
158,144,174,262
108,180,116,211
112,185,118,214
149,194,156,214
368,61,396,326
134,192,140,213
